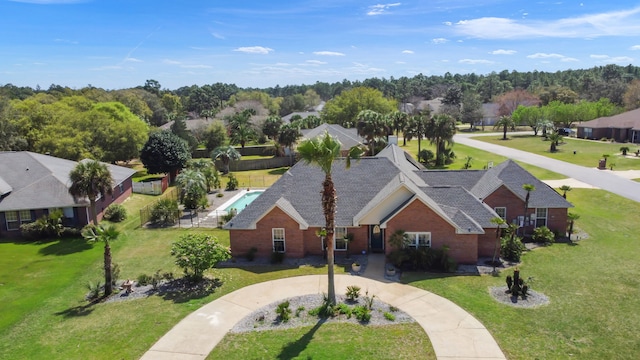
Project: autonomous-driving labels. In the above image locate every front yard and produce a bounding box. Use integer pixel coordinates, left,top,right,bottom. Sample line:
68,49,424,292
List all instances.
2,166,640,359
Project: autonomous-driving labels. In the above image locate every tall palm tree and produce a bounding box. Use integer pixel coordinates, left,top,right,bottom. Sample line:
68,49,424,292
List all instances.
387,110,408,138
68,160,114,226
408,111,430,162
522,184,536,233
494,115,515,140
82,225,120,296
490,217,506,272
356,109,389,155
297,131,363,305
426,114,457,166
187,159,219,193
212,145,241,174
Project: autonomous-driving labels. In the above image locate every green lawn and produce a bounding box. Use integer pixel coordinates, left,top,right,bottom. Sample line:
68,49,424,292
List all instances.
3,168,639,359
473,134,640,171
222,167,288,189
209,323,435,359
398,139,566,180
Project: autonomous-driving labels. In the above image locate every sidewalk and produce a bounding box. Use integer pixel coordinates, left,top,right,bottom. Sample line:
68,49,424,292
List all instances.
141,274,506,360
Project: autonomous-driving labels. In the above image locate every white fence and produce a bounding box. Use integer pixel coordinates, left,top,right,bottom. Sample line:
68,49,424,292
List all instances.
132,180,163,195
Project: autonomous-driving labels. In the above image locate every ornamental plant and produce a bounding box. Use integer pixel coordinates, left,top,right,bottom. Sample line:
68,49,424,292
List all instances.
171,233,231,281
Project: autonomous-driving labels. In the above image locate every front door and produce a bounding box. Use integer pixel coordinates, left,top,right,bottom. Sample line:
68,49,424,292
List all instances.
370,225,384,253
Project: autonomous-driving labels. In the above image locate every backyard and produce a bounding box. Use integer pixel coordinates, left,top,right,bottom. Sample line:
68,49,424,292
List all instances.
2,152,640,359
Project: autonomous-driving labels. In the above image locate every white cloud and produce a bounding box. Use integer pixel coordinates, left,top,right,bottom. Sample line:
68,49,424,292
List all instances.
630,45,640,50
313,51,345,56
490,49,517,55
367,3,401,16
454,7,640,39
211,32,225,40
590,54,633,63
348,62,385,74
527,53,566,59
124,57,142,63
163,59,181,65
590,54,609,59
443,21,452,26
305,60,327,65
432,38,448,44
180,64,213,69
459,59,495,65
402,50,414,54
233,46,274,54
90,65,122,71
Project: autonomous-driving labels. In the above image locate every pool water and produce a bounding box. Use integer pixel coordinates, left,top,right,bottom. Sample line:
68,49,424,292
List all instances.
224,191,264,213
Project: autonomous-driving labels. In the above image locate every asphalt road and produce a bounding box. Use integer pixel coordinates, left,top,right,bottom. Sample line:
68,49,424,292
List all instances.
454,132,640,203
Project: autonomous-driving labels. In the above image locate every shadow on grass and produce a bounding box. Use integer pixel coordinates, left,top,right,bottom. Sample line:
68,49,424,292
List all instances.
277,319,325,360
55,302,96,318
268,167,289,175
38,238,93,256
158,277,224,303
400,270,477,285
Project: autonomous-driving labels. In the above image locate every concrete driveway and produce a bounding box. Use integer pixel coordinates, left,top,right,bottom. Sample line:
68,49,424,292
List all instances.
141,274,506,360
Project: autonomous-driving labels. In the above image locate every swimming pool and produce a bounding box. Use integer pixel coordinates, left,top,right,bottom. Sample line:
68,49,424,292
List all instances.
217,190,264,214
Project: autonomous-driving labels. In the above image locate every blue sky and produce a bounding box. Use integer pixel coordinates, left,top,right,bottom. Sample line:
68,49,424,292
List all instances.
2,0,640,90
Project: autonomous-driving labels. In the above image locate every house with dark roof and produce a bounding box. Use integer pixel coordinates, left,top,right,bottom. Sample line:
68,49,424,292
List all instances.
225,144,572,264
0,152,136,237
576,108,640,143
300,124,364,156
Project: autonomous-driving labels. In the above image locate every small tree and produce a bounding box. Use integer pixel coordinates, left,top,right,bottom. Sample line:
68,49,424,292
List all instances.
82,225,120,296
212,145,241,174
567,212,581,241
150,198,180,225
171,233,231,281
559,185,572,199
501,224,524,263
140,131,191,181
532,226,555,245
620,146,630,156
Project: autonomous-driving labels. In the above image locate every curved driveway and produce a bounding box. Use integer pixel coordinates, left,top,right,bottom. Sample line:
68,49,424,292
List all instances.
455,133,640,203
141,274,506,360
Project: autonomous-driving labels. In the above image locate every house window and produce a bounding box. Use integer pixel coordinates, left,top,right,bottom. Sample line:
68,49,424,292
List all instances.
62,207,74,219
5,211,19,231
405,232,431,249
19,210,33,224
272,228,285,253
119,183,124,194
535,208,548,227
584,128,593,138
494,207,507,220
334,227,347,251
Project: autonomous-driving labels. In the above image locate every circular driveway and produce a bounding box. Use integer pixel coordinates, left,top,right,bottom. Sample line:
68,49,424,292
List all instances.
141,275,506,360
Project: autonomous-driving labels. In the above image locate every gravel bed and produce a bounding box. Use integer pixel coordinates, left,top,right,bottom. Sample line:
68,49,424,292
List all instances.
489,286,550,308
231,293,415,333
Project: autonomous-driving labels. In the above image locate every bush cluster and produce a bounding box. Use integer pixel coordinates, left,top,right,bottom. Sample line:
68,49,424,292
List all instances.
387,246,457,272
103,204,127,222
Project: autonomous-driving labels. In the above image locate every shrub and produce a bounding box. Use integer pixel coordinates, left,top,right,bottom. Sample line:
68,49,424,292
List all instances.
532,226,555,246
309,294,335,318
384,312,396,321
111,263,121,286
276,301,292,323
150,198,180,225
20,210,64,239
271,251,285,264
363,290,376,310
389,305,399,312
353,305,371,322
295,306,305,317
86,280,102,300
335,303,352,318
345,285,361,302
171,233,231,281
216,193,224,198
226,173,239,191
103,204,127,222
418,149,435,164
501,234,525,262
137,273,151,286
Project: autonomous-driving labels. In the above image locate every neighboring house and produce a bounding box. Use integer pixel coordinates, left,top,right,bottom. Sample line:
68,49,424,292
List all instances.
225,144,572,264
300,124,364,156
576,108,640,143
0,152,136,237
481,103,500,127
159,117,217,132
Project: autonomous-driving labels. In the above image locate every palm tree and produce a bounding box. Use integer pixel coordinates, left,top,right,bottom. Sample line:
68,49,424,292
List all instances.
426,114,457,166
82,225,120,296
277,123,301,166
559,185,572,199
176,169,207,209
187,159,219,193
68,160,114,226
567,212,580,241
212,145,241,174
387,110,408,138
494,115,515,140
547,132,563,152
522,184,536,233
297,131,363,305
408,111,430,162
356,110,389,155
490,217,506,272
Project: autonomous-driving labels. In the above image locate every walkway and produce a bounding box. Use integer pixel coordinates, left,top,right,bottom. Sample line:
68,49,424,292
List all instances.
141,262,506,360
454,132,640,203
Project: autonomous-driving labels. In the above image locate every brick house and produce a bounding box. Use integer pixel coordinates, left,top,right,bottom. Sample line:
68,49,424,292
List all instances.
226,144,572,264
0,151,136,237
576,108,640,143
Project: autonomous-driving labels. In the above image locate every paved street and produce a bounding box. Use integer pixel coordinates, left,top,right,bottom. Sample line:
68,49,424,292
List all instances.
454,133,640,203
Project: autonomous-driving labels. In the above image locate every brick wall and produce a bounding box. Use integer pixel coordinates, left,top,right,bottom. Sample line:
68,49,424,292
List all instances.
483,185,530,224
229,207,305,258
547,208,568,235
384,200,479,264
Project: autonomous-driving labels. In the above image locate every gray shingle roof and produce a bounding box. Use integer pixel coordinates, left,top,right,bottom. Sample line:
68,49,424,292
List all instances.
226,146,571,232
0,151,135,212
300,124,363,150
